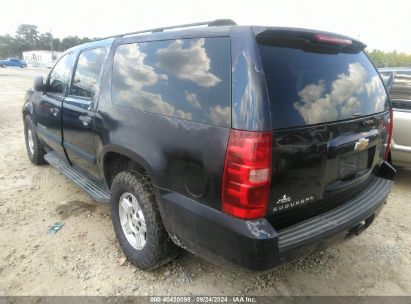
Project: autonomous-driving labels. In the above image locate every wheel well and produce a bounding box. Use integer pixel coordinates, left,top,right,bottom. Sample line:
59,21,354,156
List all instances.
103,152,149,189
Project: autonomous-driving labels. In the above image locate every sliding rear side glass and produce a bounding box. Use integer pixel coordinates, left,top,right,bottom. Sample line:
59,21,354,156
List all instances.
257,31,390,129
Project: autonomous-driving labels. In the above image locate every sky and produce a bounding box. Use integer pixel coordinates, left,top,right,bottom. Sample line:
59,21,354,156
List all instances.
1,0,410,53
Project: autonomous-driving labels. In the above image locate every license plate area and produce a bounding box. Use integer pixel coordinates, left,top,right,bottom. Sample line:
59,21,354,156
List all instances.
339,150,369,180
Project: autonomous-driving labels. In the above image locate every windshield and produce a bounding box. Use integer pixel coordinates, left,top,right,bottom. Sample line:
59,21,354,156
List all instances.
258,44,390,129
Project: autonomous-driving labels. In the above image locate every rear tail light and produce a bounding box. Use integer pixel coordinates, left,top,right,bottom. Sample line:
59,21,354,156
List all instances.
384,109,393,160
313,33,352,46
222,129,272,219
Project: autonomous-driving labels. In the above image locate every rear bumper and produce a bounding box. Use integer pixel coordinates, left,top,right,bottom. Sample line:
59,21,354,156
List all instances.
276,176,390,264
156,167,394,271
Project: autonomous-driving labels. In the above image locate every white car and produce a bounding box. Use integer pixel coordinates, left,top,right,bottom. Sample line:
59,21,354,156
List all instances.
379,68,411,167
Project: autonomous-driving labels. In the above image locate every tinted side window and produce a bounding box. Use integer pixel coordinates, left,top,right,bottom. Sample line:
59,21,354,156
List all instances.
390,72,411,110
112,37,231,127
48,53,76,94
70,47,108,99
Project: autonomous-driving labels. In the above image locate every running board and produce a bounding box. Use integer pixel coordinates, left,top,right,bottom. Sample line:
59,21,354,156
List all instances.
44,151,110,203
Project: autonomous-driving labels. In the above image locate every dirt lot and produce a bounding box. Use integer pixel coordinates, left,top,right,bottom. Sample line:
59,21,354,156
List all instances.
0,67,410,296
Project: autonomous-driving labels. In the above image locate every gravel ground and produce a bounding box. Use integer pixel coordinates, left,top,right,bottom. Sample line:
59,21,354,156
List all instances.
0,67,410,296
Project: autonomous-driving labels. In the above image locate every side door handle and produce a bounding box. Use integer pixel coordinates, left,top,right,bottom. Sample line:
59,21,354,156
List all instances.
79,114,92,126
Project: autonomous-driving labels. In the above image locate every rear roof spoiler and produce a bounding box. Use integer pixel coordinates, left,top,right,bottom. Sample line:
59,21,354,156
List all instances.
254,27,366,53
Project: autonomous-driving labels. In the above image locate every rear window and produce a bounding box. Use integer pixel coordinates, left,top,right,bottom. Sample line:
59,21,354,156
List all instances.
258,43,389,129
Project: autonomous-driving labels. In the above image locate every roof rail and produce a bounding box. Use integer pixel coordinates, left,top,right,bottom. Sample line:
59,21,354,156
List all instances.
102,19,237,40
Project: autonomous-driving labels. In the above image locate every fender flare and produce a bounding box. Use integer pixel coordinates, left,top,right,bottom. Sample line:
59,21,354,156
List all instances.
99,144,157,186
22,100,34,118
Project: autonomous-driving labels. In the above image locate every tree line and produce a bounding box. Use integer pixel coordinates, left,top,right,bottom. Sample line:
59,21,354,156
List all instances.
1,24,411,68
366,49,411,68
0,24,97,58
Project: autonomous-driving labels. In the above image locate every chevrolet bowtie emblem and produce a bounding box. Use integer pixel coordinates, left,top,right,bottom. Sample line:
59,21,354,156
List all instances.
354,138,369,151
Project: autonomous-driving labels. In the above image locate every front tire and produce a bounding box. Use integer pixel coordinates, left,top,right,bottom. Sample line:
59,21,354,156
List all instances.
110,171,178,270
24,115,46,165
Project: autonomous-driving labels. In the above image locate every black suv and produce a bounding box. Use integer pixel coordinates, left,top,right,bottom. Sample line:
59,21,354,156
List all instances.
23,20,396,271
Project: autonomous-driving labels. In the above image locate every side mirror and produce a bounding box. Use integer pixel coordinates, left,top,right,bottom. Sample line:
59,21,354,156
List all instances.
34,76,46,92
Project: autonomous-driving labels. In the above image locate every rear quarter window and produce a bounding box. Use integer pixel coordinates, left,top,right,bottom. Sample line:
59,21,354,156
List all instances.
111,37,231,127
258,44,389,129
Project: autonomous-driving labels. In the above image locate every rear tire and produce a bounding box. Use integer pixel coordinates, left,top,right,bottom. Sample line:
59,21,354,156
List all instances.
110,171,178,270
24,115,46,165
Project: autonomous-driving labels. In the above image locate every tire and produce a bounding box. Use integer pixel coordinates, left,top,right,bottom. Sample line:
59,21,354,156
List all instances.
24,115,46,165
110,171,178,270
21,64,27,68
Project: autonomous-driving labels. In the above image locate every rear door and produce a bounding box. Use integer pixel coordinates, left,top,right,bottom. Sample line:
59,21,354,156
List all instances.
62,46,108,179
256,31,391,228
35,52,76,156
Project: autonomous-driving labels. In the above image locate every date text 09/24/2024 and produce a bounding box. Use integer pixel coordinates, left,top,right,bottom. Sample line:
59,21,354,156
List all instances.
149,296,256,303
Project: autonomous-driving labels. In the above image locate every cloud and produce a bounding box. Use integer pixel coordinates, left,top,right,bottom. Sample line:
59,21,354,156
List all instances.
329,63,367,102
112,43,191,119
117,89,175,116
184,90,202,109
175,109,192,120
294,63,369,125
207,105,230,126
72,47,108,94
340,96,360,118
298,81,325,103
156,38,221,87
114,44,164,87
365,75,387,112
77,47,107,77
374,95,386,112
366,75,382,97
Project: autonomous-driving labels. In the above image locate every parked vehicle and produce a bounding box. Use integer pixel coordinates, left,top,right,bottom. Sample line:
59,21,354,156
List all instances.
0,58,27,68
379,68,411,167
23,20,396,271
